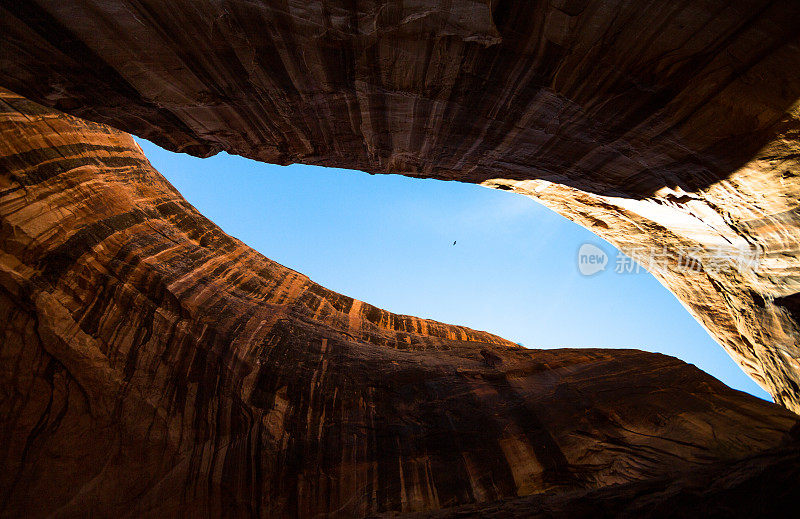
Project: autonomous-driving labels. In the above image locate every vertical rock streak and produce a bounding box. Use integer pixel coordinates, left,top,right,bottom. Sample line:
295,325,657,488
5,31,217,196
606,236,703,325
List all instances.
0,89,798,517
1,0,799,409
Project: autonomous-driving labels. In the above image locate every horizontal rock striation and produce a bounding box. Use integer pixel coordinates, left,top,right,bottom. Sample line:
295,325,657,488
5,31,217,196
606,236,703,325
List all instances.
1,89,798,517
1,0,799,410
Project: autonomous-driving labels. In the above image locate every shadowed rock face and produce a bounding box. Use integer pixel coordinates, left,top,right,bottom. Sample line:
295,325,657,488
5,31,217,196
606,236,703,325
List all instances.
1,0,799,411
1,89,798,517
374,440,800,518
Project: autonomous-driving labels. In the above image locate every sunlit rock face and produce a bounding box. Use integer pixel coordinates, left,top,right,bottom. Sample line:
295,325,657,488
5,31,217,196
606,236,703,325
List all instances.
1,0,799,411
1,89,799,517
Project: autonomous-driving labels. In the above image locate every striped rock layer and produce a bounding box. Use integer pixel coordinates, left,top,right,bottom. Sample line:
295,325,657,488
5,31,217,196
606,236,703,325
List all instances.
1,0,800,412
1,90,798,516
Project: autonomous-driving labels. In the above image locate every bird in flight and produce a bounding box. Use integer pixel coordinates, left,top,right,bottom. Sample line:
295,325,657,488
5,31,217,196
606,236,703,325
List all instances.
452,241,457,246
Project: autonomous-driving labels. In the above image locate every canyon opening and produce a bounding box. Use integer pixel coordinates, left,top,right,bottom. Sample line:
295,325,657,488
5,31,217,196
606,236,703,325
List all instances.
1,1,800,517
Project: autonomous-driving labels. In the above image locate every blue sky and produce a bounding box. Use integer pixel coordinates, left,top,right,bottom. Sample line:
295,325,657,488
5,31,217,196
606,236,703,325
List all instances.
135,137,770,401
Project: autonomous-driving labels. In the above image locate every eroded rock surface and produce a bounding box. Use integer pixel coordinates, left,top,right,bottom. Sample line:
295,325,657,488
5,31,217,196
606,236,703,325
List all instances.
373,439,800,518
1,89,798,517
1,0,799,410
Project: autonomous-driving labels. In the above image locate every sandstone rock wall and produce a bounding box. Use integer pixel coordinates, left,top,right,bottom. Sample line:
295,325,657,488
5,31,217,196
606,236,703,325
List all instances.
1,89,798,517
1,0,799,410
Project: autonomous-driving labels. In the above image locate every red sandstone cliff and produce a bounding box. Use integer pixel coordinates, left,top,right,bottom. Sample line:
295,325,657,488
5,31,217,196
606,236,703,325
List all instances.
0,89,797,517
1,0,799,411
3,1,800,516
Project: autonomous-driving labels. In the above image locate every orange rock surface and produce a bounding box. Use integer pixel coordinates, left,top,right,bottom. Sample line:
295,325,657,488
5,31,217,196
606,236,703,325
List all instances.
1,89,797,517
2,0,799,410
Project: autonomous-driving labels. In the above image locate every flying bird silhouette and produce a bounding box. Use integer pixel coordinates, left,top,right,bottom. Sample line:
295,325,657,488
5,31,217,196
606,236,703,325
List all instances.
453,240,457,246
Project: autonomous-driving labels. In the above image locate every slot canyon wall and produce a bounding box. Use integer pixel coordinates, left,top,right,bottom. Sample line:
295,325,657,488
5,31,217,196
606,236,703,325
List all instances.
2,0,800,517
1,83,799,518
1,0,799,412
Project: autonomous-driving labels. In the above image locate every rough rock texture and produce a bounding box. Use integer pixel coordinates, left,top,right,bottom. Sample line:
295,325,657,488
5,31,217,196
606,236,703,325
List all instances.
1,89,799,517
1,0,799,411
373,439,800,518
